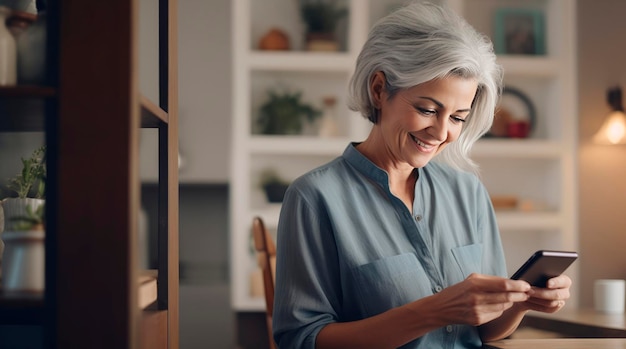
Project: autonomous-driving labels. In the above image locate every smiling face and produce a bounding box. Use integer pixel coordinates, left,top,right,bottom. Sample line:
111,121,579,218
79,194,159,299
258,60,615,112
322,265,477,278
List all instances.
365,73,478,171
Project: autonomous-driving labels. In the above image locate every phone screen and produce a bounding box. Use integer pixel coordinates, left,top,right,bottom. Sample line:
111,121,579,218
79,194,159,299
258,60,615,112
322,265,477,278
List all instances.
510,250,578,287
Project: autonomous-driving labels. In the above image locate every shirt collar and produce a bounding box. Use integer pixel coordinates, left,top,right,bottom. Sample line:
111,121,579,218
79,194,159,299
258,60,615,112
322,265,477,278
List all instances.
342,142,423,190
342,142,390,188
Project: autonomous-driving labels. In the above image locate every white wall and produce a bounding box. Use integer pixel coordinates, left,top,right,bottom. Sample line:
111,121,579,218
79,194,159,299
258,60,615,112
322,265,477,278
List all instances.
577,0,626,308
177,0,231,183
139,0,232,183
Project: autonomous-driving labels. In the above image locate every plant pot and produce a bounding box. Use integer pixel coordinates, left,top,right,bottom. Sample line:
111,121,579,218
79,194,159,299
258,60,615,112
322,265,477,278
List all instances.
1,197,44,231
305,32,338,51
263,183,288,203
1,197,44,286
1,229,44,293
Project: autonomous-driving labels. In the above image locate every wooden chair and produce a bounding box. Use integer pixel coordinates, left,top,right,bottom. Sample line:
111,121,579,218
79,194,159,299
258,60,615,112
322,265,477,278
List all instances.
252,216,277,349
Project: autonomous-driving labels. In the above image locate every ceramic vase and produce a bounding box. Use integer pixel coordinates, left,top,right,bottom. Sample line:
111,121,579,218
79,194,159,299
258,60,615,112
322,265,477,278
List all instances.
16,9,45,84
305,32,338,51
318,96,338,137
1,198,45,292
6,10,36,39
1,230,44,292
0,6,17,85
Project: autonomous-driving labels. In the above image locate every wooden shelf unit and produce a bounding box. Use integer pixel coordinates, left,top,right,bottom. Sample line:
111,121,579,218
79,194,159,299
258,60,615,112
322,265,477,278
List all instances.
0,0,179,348
231,0,578,312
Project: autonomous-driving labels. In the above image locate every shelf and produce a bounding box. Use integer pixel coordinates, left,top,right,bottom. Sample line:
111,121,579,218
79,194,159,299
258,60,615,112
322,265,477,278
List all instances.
247,136,564,159
251,205,282,228
0,86,55,132
0,0,180,346
0,269,159,324
496,210,562,231
139,270,158,309
232,0,578,315
249,135,350,155
472,139,564,158
140,95,168,127
0,86,56,98
249,51,354,72
0,92,166,132
0,291,44,325
235,295,265,312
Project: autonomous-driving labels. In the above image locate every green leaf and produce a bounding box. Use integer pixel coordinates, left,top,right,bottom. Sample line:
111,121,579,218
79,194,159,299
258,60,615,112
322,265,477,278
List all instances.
6,146,47,199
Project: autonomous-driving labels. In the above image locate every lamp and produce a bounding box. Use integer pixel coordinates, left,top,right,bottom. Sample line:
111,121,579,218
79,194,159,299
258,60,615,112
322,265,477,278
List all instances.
593,86,626,145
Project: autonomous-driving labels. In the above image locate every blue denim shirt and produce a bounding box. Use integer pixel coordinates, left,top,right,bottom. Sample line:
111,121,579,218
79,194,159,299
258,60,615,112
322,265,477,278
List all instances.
273,143,506,349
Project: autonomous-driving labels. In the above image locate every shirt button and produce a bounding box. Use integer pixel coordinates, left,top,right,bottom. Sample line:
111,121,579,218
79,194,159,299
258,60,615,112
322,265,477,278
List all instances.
414,215,422,222
446,325,453,333
434,285,442,292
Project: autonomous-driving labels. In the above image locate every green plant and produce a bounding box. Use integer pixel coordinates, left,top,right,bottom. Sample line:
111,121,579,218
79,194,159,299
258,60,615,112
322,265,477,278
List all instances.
6,145,46,199
256,89,322,135
300,0,348,34
259,168,289,187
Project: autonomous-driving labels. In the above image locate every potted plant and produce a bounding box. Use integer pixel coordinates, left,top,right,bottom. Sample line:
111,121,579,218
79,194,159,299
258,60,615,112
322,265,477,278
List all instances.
259,168,290,203
299,0,348,51
256,88,322,135
1,145,46,292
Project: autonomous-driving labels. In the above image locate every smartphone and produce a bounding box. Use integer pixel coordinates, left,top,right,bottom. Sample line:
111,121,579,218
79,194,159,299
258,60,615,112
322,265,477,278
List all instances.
510,250,578,287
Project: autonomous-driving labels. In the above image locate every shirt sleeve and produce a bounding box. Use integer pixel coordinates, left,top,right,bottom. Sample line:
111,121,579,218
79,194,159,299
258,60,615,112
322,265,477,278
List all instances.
272,182,342,348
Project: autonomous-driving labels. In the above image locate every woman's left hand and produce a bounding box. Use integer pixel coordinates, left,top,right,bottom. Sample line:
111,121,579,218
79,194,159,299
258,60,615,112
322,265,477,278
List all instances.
521,274,572,313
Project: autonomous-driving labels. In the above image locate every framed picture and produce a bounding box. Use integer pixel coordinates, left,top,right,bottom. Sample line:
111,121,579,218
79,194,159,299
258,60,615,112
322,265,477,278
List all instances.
494,8,545,55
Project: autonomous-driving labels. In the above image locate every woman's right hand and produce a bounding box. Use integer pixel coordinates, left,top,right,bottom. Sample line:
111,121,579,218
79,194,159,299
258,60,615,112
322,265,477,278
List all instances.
422,273,531,327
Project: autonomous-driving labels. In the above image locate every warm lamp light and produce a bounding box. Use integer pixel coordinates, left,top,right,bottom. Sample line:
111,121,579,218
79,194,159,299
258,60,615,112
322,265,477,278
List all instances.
593,87,626,145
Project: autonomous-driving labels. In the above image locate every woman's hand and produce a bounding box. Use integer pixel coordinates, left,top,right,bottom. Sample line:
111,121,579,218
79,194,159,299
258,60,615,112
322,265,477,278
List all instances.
521,274,572,313
429,273,531,326
317,273,534,348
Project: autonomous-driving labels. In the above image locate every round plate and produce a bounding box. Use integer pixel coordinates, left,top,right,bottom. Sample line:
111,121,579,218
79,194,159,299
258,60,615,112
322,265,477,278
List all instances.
488,87,536,138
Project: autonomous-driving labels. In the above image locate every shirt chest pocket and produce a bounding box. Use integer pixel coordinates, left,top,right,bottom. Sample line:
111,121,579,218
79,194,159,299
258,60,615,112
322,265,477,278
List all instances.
348,253,432,317
451,243,483,279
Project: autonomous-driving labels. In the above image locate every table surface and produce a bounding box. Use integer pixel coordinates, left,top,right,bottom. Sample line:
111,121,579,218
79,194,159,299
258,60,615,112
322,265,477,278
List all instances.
527,308,625,330
484,338,626,349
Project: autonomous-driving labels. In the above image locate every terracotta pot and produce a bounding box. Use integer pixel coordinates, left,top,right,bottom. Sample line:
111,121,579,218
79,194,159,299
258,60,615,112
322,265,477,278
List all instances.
259,28,290,51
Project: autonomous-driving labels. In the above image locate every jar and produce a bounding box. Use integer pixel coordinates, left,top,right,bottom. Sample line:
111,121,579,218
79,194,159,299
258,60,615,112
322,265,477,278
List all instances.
318,96,339,137
16,10,46,85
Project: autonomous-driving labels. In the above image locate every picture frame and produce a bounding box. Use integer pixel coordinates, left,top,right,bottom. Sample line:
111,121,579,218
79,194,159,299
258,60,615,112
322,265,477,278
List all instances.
494,8,545,55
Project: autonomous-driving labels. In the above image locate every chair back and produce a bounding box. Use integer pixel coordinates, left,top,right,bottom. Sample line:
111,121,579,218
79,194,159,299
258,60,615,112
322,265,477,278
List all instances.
252,216,277,349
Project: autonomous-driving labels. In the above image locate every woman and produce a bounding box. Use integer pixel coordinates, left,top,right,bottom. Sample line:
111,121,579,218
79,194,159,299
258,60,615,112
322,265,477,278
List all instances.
272,2,571,348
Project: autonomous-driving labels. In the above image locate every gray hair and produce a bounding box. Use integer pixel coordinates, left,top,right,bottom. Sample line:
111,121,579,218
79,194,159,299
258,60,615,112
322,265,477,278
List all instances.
347,1,503,173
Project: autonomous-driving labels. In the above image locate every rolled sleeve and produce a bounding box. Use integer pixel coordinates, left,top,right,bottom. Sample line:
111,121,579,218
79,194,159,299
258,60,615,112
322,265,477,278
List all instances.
273,184,341,348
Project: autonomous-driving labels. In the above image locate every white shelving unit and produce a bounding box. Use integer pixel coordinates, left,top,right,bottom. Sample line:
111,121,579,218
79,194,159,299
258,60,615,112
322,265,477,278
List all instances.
230,0,578,311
